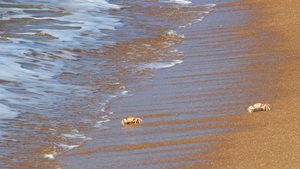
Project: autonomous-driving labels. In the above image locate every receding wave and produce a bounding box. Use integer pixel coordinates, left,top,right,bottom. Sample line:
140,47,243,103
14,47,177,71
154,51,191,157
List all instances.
0,0,217,168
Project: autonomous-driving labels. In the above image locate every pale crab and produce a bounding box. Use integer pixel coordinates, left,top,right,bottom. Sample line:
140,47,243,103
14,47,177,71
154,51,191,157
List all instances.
247,102,270,113
121,116,143,125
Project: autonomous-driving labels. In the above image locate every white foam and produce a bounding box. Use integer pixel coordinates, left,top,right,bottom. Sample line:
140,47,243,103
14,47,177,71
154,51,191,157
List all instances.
0,52,68,120
122,90,129,95
142,60,183,69
93,115,110,127
100,107,105,112
57,143,80,150
166,30,185,39
167,0,191,4
169,49,179,53
166,30,177,36
61,129,92,141
0,0,123,162
44,154,55,160
196,16,205,22
2,0,122,46
206,4,217,7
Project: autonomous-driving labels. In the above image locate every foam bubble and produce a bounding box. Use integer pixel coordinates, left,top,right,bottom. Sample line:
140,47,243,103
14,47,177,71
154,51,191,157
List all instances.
122,90,129,95
44,154,55,160
57,143,80,150
142,60,183,69
166,30,177,36
168,0,191,4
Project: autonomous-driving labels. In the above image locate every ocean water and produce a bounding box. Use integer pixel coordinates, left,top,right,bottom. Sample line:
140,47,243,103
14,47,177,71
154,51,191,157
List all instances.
0,0,219,167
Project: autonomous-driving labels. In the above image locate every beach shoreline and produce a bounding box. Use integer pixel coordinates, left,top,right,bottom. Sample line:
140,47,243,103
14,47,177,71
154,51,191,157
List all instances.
58,0,300,168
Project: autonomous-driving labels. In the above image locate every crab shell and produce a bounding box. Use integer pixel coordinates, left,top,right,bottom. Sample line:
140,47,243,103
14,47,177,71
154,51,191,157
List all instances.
247,103,270,113
121,116,143,125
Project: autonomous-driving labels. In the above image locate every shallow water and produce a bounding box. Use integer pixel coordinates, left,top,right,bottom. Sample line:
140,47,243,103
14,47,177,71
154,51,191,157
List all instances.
0,0,218,167
0,0,276,168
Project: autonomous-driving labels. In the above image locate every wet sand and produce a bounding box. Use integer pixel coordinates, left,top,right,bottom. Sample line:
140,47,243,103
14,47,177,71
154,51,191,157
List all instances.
59,0,300,168
197,0,300,168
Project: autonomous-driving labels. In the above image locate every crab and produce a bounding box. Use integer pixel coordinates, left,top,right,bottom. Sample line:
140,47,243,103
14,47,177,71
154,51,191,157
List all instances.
121,116,143,125
247,103,270,113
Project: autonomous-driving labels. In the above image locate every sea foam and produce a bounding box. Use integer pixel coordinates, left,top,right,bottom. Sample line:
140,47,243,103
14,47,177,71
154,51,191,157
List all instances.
142,60,184,69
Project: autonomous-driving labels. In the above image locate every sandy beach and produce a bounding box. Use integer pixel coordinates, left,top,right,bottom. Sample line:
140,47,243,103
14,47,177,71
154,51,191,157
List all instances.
5,0,300,168
58,0,300,168
197,0,300,168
